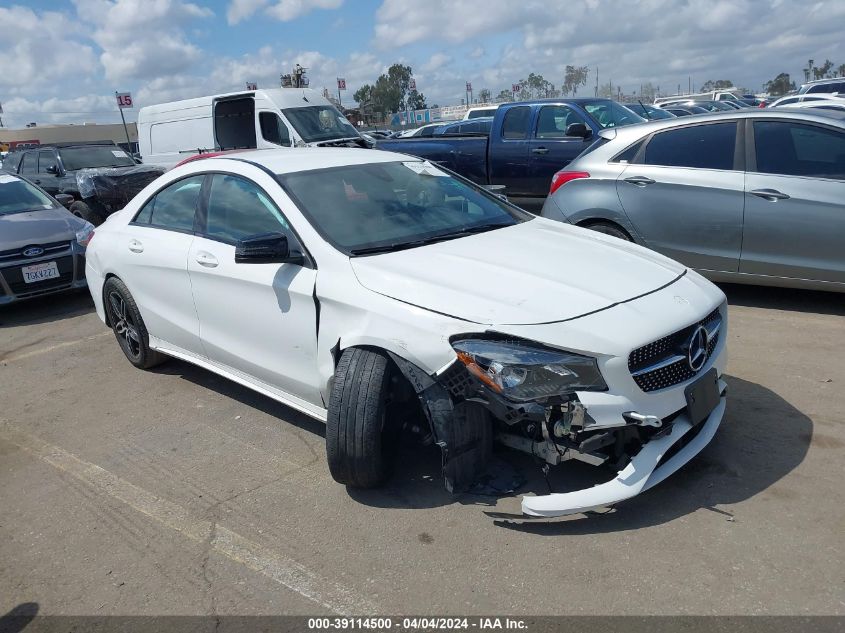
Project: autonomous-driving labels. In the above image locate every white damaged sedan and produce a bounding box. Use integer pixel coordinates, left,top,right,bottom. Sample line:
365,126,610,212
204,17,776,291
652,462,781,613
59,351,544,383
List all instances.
85,148,727,517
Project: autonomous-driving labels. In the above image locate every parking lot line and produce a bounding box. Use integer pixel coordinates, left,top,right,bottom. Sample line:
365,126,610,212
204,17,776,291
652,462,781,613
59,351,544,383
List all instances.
1,331,111,363
0,423,378,615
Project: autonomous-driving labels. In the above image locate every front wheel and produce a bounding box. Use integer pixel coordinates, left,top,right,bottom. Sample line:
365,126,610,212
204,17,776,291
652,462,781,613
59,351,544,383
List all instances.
103,277,166,369
326,348,398,488
70,200,106,226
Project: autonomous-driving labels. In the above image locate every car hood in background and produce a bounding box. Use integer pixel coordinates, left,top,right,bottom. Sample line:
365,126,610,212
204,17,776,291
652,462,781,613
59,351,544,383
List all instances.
350,218,686,325
0,208,84,251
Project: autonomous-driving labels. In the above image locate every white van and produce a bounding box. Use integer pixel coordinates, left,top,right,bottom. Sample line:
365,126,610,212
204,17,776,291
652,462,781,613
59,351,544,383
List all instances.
138,88,366,168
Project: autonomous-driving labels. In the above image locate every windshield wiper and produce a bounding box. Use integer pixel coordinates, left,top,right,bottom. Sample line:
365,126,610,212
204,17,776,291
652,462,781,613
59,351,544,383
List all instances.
349,222,512,256
315,137,362,147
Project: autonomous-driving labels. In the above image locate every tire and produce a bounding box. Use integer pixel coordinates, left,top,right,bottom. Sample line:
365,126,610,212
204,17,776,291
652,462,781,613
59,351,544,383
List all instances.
584,221,632,241
70,200,106,226
103,277,166,369
326,348,398,488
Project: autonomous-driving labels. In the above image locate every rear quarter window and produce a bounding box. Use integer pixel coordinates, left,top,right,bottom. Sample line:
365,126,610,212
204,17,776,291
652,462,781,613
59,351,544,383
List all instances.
643,122,737,170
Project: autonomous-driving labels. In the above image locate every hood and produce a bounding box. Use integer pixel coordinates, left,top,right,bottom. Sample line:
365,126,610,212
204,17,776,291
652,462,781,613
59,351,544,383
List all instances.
350,218,686,326
0,208,85,251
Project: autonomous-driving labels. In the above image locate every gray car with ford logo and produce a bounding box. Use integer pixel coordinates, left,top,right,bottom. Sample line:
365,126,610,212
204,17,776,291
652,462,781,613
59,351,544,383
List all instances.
0,173,93,304
541,108,845,292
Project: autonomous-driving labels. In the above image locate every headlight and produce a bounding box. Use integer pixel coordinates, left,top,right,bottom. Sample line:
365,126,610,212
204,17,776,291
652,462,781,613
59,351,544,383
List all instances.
75,221,95,248
451,338,606,402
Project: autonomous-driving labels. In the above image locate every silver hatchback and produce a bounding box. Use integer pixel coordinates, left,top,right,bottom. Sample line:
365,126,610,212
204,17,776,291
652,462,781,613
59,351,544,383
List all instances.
541,109,845,292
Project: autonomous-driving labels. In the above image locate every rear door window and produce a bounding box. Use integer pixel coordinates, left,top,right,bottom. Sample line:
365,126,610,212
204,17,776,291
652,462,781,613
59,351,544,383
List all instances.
753,121,845,180
501,107,531,139
643,122,737,170
20,152,36,175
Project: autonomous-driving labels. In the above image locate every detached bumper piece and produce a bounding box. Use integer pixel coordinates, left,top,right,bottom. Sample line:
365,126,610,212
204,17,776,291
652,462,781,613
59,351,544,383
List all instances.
521,380,727,518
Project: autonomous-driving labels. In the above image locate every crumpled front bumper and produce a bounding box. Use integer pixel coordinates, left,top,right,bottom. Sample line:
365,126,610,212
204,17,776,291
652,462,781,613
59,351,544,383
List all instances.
521,379,727,518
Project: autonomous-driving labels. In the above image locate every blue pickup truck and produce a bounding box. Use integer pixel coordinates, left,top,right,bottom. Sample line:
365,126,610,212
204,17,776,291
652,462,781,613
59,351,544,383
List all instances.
377,98,644,199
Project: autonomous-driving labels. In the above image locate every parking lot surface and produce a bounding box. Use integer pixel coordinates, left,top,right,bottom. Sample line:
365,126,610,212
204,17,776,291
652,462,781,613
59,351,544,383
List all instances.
1,285,844,616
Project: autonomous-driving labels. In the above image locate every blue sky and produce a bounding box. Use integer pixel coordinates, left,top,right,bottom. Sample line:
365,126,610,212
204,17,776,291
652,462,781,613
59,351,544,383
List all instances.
2,0,844,128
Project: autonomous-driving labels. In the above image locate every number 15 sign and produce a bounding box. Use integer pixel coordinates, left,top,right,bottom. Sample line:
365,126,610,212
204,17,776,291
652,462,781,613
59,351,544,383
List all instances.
115,92,133,109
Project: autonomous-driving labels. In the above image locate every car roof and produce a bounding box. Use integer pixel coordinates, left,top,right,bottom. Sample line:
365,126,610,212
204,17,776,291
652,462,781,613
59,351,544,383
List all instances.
597,107,845,140
197,147,418,175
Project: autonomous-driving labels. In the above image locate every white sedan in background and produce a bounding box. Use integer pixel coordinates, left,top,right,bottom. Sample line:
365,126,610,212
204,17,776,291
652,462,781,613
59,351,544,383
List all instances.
85,148,727,517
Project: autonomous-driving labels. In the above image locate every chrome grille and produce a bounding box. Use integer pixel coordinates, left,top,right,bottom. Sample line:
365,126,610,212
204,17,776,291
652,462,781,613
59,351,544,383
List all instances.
628,307,722,393
0,240,72,262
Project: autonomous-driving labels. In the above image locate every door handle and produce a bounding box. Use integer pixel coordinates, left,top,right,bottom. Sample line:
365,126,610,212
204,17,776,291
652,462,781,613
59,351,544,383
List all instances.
624,176,655,186
750,188,790,201
128,239,144,253
195,251,218,268
531,147,550,155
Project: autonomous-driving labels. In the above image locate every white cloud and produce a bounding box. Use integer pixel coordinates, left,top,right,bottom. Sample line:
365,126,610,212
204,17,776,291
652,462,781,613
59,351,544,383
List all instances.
422,53,452,73
227,0,344,24
227,0,268,24
469,47,485,59
73,0,213,81
0,6,97,94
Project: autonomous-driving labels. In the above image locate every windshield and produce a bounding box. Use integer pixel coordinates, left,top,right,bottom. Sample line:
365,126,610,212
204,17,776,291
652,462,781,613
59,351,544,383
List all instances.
581,100,645,128
60,146,135,170
283,105,360,143
0,176,58,216
279,161,530,254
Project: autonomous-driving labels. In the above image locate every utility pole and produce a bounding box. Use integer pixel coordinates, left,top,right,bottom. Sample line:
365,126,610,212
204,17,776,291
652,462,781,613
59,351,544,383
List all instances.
595,67,599,97
114,92,133,153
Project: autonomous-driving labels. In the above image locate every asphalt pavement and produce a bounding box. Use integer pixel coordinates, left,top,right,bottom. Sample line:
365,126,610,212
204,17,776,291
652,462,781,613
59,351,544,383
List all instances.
1,284,844,616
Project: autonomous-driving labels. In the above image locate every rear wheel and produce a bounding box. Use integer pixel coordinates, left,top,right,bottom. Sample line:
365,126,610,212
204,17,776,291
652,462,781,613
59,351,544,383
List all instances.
103,277,166,369
583,221,632,241
326,348,400,488
70,200,106,226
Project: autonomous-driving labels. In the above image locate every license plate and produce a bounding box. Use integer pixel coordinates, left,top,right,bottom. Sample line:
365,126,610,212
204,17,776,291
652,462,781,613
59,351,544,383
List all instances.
684,368,720,426
21,261,59,283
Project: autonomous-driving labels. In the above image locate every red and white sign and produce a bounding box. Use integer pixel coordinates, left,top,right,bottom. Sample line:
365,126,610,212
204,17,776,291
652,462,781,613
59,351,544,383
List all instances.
337,78,346,90
246,82,257,90
512,84,521,93
115,92,133,109
465,82,472,91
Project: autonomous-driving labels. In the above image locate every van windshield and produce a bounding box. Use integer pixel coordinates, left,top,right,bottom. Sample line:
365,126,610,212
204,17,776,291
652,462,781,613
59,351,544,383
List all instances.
283,106,360,143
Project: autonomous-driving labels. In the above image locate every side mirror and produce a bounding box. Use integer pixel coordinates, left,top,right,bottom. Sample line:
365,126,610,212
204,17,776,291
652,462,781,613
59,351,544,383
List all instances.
46,165,59,175
565,122,591,139
54,193,74,208
235,232,304,265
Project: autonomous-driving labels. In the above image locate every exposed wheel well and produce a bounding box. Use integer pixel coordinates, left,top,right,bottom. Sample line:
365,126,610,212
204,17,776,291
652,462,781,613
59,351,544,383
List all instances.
576,218,633,240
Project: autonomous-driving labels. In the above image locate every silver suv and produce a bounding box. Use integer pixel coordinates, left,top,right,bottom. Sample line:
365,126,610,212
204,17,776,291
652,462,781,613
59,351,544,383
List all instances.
0,174,93,304
540,109,845,292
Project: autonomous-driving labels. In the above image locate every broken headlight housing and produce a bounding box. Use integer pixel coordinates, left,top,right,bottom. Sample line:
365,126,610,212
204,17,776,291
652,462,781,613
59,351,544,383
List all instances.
451,338,607,402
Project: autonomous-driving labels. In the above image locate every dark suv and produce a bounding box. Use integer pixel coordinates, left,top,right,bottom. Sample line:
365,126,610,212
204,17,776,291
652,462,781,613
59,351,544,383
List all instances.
5,142,164,225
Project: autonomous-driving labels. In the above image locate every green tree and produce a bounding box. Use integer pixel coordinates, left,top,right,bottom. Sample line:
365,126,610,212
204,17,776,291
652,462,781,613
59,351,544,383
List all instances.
701,79,734,92
838,64,845,77
478,88,492,103
354,63,414,113
562,65,589,96
597,82,614,98
517,73,556,99
406,90,427,110
764,72,796,96
814,59,834,79
495,89,512,102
